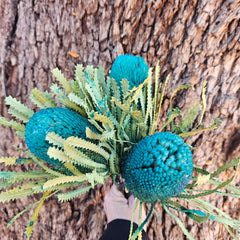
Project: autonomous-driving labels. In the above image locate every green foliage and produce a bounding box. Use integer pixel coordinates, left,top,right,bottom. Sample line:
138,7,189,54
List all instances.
0,181,45,203
0,157,18,165
0,58,239,240
26,191,51,240
0,170,51,184
50,84,86,116
45,132,65,148
57,185,91,202
5,96,34,122
197,81,207,128
163,204,195,240
129,204,154,240
0,117,25,133
178,101,202,132
159,158,240,239
30,88,57,108
43,175,87,190
51,68,72,93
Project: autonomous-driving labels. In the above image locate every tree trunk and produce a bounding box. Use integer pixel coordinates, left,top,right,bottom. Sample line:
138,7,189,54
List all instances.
0,0,239,239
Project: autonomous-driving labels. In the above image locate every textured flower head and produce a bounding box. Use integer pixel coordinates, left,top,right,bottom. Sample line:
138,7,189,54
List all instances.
25,107,97,167
122,132,193,203
110,54,149,89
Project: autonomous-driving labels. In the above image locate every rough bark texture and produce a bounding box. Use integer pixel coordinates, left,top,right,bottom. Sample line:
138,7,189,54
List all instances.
0,0,240,239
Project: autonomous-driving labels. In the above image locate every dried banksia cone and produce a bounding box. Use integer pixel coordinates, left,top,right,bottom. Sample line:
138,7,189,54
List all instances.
122,132,193,203
25,107,98,168
110,54,149,89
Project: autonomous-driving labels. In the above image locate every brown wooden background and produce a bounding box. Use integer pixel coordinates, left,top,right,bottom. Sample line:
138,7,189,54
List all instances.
0,0,240,239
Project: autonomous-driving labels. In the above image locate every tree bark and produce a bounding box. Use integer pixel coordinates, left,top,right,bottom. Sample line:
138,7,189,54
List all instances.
0,0,239,239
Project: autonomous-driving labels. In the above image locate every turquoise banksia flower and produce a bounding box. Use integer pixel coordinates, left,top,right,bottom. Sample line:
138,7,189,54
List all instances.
110,54,149,89
122,132,193,203
25,107,98,169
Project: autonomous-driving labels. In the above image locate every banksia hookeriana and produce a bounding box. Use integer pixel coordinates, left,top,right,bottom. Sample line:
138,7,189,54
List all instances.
110,54,149,89
122,132,193,203
25,107,98,168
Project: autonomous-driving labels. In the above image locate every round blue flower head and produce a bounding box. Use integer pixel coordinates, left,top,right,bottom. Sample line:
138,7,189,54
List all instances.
110,54,149,89
122,132,193,203
25,108,101,170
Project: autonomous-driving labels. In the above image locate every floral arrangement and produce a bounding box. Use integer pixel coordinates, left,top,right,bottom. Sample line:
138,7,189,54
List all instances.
0,55,239,240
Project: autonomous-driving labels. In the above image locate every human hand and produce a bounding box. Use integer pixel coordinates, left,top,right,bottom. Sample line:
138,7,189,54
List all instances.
103,184,146,228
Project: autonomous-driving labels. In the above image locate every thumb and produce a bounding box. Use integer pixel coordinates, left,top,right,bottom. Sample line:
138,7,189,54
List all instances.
128,195,137,209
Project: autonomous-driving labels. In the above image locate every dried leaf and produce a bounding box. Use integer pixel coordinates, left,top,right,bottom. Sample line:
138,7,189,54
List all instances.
68,51,79,58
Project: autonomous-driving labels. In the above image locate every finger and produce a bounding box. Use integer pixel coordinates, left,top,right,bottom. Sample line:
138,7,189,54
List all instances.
108,184,128,205
111,184,126,198
128,194,137,208
103,188,111,203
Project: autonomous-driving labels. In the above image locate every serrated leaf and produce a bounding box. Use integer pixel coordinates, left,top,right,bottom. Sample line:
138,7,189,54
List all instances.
50,84,85,115
196,81,207,128
46,132,65,148
129,75,151,104
67,136,109,160
163,205,195,240
92,112,115,130
51,68,72,93
179,118,221,138
63,137,108,170
84,77,105,114
158,108,180,132
187,198,240,231
5,96,34,121
0,117,25,134
16,131,25,138
8,108,30,123
109,150,118,174
129,111,143,122
20,149,65,178
47,146,78,164
179,101,202,131
0,157,17,165
64,162,83,176
169,84,193,111
30,88,57,108
86,169,106,187
85,65,95,81
100,130,116,142
97,66,106,87
68,92,89,112
33,182,79,194
26,191,51,240
57,185,91,202
86,127,101,140
15,158,35,165
121,78,130,97
0,180,15,190
110,77,122,120
111,97,129,111
208,179,240,194
195,174,211,185
74,64,90,99
0,170,51,184
210,157,239,179
144,69,153,126
0,181,44,203
7,190,58,228
152,74,170,133
43,175,87,189
153,61,160,123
